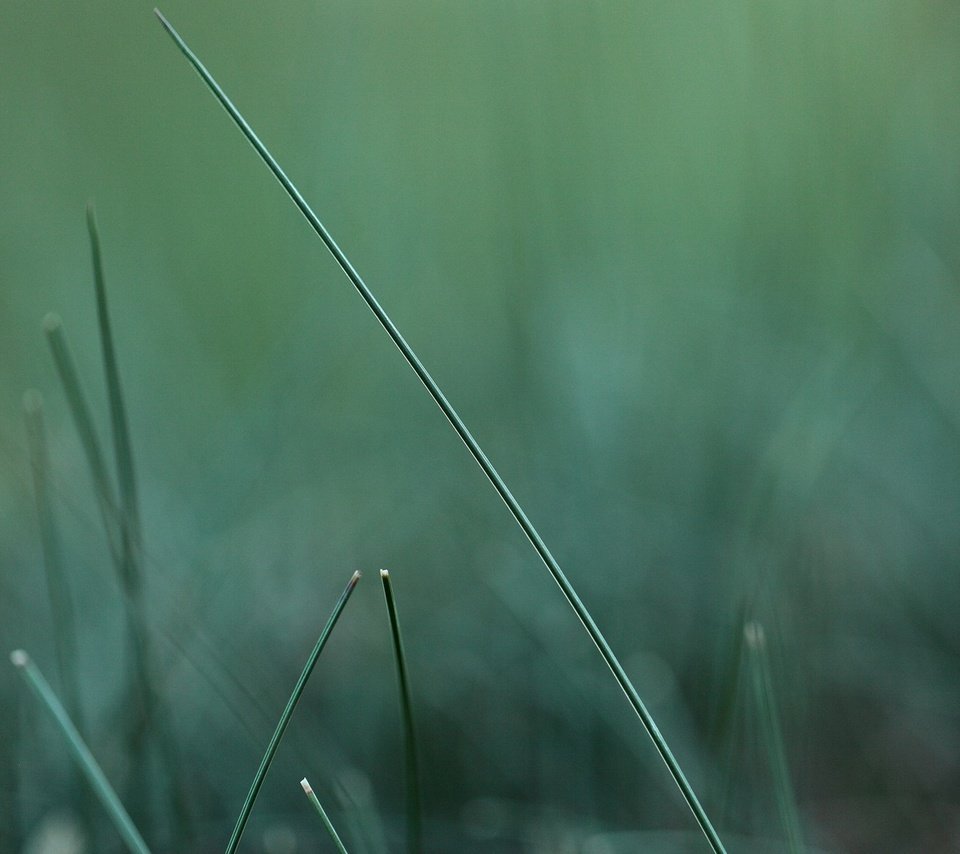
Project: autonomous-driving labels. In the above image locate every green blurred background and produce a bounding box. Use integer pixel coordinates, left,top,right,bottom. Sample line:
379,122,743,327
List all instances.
3,2,960,852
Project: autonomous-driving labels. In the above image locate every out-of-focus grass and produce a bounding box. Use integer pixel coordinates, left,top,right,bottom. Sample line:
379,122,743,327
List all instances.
3,3,960,852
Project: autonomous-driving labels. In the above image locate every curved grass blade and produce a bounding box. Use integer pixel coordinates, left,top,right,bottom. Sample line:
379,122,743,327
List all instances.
10,650,152,854
301,777,349,854
379,570,422,854
154,12,725,851
744,622,804,853
225,571,361,854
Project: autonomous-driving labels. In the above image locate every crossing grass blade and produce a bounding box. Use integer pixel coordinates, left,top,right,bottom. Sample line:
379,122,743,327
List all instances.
225,571,361,854
379,570,422,854
301,777,350,854
10,650,152,854
154,11,725,851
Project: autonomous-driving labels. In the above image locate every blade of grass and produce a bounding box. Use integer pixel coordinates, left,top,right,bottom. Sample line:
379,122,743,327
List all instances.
42,313,121,567
225,571,361,854
301,777,349,854
22,391,84,731
22,391,100,847
85,202,190,842
379,570,422,854
87,202,143,591
154,12,725,851
744,622,804,854
10,650,152,854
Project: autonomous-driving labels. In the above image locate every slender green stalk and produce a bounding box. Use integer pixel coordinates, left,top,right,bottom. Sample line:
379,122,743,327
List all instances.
84,203,189,840
154,12,725,851
744,622,804,853
225,571,361,854
379,570,422,854
87,202,143,594
22,391,84,731
42,313,121,566
301,777,349,854
10,650,152,854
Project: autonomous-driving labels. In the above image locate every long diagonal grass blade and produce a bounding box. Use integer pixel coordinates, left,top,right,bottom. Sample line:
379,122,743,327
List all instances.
154,12,725,851
225,571,361,854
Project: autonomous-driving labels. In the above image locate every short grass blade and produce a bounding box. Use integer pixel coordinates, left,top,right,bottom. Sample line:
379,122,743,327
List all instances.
154,13,725,851
225,571,361,854
10,650,152,854
301,777,349,854
379,570,422,854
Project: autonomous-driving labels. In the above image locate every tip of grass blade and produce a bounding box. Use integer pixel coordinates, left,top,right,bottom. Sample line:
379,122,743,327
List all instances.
10,649,29,668
300,778,313,795
42,313,62,334
350,570,362,586
154,9,176,39
379,569,389,579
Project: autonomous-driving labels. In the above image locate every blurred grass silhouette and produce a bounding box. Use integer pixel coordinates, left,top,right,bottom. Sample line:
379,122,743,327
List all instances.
3,2,960,852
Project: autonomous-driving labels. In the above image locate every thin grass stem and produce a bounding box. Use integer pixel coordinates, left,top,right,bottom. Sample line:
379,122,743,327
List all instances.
224,571,361,854
85,202,189,841
42,313,121,566
379,570,422,854
10,650,152,854
154,12,725,851
22,391,84,731
744,622,804,853
86,203,143,591
22,391,101,846
301,777,349,854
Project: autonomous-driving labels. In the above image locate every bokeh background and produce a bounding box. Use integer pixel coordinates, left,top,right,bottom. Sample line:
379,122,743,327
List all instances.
3,2,960,852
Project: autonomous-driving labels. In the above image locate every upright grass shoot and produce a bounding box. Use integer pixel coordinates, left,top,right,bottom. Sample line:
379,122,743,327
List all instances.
86,205,191,840
86,203,143,594
224,571,361,854
153,12,725,851
45,212,188,841
744,622,804,853
22,390,84,732
379,570,422,854
10,650,152,854
301,777,350,854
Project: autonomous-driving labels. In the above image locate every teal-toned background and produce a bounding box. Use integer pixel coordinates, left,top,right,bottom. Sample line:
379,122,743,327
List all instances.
3,3,960,852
